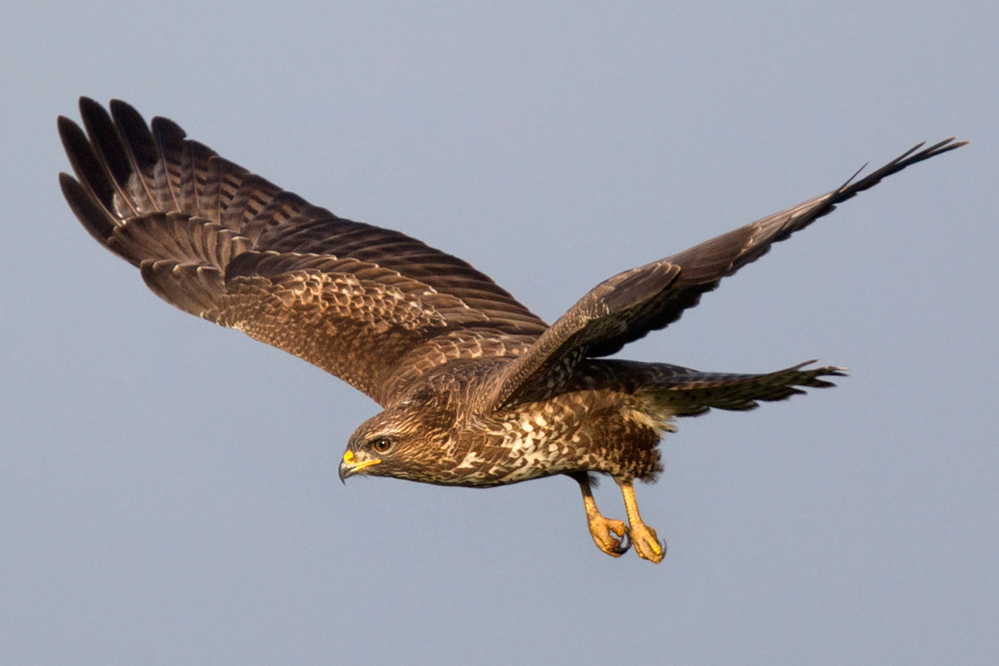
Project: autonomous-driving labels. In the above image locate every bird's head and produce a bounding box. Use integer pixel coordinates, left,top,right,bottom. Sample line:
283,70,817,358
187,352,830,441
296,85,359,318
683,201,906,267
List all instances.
338,401,455,484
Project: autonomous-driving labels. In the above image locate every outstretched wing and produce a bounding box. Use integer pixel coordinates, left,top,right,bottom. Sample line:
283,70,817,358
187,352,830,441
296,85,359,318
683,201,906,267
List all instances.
481,139,966,411
623,360,846,417
553,359,846,417
59,98,547,406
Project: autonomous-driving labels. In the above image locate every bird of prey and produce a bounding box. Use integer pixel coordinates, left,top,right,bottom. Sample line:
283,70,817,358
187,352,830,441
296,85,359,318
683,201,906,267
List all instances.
58,98,965,563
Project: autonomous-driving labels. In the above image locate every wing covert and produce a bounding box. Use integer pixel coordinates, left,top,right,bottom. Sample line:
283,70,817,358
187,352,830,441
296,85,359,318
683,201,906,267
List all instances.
480,139,966,411
59,98,548,405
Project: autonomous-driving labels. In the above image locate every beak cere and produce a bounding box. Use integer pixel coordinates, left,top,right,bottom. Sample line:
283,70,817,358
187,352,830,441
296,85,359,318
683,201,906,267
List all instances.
338,450,382,484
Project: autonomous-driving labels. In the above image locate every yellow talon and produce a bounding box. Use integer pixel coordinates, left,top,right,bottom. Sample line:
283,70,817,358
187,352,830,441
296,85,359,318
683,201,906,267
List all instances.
619,481,666,564
574,475,631,557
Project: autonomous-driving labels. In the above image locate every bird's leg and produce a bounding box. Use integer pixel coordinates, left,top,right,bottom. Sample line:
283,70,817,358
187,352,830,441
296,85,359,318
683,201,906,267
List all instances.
572,473,630,557
618,481,665,563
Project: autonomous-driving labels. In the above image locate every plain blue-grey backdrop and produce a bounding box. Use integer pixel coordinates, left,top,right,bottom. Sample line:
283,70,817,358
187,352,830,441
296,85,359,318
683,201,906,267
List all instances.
2,2,995,664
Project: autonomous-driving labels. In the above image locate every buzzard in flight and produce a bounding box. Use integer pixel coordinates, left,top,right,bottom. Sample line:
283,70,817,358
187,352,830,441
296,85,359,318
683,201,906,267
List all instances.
59,99,964,562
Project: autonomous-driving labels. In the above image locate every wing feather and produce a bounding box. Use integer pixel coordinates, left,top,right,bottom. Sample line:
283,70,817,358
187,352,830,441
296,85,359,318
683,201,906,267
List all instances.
59,98,547,405
589,138,967,357
481,139,966,411
552,359,845,417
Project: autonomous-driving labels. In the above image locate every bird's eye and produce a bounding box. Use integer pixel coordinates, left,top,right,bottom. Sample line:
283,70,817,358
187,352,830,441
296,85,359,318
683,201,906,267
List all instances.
370,438,392,454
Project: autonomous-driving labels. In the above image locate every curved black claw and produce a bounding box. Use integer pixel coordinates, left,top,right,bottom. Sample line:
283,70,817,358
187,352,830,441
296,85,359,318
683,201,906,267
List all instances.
631,524,665,564
588,515,632,557
614,526,633,556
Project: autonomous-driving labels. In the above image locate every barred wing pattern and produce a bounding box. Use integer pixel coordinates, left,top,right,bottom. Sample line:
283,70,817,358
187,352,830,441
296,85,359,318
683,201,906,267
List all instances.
59,98,547,405
483,138,966,410
562,360,846,417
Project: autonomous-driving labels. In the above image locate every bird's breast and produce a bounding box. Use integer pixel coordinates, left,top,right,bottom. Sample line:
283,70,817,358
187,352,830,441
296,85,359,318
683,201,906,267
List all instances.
439,391,657,486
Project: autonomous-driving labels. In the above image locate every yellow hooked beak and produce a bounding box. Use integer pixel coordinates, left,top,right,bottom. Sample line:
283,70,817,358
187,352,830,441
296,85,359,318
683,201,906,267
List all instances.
338,449,381,483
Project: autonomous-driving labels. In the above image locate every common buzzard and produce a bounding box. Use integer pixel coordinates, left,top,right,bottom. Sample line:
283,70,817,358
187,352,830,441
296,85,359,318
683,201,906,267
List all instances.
59,98,964,562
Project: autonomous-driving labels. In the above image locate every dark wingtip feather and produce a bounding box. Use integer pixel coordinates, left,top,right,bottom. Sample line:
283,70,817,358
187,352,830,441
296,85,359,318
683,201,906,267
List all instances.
840,138,968,199
927,137,969,154
77,96,104,119
151,115,188,143
109,99,159,172
58,114,118,211
896,137,967,167
785,360,847,387
77,97,142,213
59,172,126,256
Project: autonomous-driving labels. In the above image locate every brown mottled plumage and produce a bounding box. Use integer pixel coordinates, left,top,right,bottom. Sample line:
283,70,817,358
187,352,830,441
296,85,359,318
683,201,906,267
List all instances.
59,98,965,562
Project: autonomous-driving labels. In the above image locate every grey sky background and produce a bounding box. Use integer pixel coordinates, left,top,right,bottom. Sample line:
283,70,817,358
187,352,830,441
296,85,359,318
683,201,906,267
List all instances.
1,2,996,664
